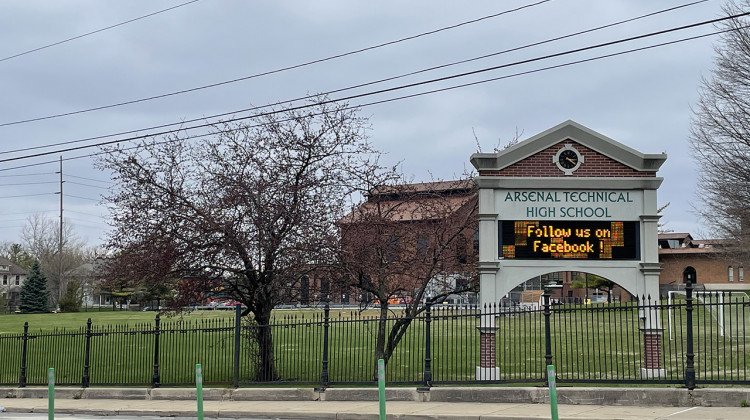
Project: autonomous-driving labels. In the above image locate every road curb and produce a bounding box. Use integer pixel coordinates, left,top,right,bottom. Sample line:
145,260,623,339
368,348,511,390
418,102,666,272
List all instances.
2,386,750,407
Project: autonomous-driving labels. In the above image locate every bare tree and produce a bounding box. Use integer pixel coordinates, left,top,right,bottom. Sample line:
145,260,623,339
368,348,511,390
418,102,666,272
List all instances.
690,1,750,261
20,214,88,304
336,176,478,370
0,242,34,270
97,98,380,381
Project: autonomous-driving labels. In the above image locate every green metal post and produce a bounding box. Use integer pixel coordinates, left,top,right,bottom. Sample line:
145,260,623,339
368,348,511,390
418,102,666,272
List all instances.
48,367,55,420
196,364,204,420
377,359,386,420
547,365,558,420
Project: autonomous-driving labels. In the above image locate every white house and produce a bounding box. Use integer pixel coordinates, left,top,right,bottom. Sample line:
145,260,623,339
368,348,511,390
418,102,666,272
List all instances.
0,256,28,311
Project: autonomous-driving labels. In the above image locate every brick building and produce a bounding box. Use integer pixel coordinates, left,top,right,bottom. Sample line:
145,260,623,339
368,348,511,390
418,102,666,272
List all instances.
658,232,748,294
295,180,478,306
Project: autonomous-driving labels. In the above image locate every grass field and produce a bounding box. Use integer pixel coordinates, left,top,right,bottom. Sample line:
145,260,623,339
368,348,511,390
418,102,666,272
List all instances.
0,302,747,387
0,307,388,335
0,309,236,334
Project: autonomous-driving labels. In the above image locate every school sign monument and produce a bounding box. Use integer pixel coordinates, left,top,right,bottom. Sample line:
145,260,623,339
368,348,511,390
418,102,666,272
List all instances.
470,120,667,380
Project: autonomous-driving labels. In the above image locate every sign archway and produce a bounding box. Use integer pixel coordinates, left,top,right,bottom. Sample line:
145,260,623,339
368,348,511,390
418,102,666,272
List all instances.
470,120,666,379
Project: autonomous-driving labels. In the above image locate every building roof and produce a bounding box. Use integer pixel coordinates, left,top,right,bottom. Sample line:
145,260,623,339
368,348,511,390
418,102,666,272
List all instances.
658,232,693,240
343,180,477,224
470,120,667,173
369,179,474,199
657,233,735,255
0,256,28,275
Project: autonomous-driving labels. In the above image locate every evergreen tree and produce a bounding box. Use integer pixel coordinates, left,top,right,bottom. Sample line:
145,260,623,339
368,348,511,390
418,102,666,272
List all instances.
58,280,82,312
20,260,49,313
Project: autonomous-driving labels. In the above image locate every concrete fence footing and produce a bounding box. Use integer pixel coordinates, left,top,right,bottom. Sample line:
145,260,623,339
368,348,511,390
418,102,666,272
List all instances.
1,386,750,407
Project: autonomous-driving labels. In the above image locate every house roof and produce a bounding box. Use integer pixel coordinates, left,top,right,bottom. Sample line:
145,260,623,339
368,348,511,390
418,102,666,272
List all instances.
470,120,667,173
0,256,28,275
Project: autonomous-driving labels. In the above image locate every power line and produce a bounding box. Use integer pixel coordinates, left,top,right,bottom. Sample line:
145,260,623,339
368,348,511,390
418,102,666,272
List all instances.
0,0,553,128
65,174,113,184
66,209,106,218
0,172,57,178
0,159,60,173
0,209,57,215
63,194,101,202
0,0,201,63
64,216,108,226
0,181,57,186
0,12,744,165
0,29,736,178
66,181,110,190
0,193,56,199
0,2,712,159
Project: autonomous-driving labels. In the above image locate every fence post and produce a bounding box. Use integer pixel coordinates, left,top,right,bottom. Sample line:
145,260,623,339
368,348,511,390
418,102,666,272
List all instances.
421,302,433,389
82,318,92,387
685,279,696,390
543,289,553,385
233,304,241,388
152,313,161,388
319,302,330,389
19,322,28,387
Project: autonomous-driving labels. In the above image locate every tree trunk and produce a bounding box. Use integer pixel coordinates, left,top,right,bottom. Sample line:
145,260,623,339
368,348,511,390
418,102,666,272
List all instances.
252,304,278,382
373,303,389,380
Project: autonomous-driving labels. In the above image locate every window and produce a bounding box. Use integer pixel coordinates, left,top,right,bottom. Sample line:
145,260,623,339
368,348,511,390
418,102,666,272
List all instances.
300,276,310,305
386,235,400,262
729,266,734,282
740,267,744,282
14,275,19,285
2,275,6,285
416,235,429,255
456,235,467,264
320,277,330,300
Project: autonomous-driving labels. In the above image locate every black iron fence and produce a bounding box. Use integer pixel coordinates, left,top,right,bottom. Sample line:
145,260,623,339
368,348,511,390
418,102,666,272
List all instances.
0,285,748,388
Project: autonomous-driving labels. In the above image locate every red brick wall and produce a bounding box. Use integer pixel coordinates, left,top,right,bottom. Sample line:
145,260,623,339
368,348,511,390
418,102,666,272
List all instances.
643,332,662,370
479,332,496,368
479,140,653,177
660,252,746,286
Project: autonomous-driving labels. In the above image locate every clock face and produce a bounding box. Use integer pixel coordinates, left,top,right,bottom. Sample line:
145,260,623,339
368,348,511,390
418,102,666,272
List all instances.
558,150,578,169
553,143,584,175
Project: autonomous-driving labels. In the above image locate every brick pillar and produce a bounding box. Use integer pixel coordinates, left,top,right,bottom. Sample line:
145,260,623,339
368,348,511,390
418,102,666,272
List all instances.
640,328,665,378
476,326,500,380
480,330,496,368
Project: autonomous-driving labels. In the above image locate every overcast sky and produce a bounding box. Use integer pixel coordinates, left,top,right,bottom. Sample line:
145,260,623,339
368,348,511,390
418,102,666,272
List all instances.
0,0,733,248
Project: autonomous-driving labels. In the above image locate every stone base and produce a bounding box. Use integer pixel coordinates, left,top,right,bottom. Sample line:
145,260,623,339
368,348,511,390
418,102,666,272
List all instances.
640,368,666,379
475,366,500,380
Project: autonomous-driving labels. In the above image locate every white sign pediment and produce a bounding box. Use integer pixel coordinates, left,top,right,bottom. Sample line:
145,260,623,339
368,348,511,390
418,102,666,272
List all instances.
496,189,643,221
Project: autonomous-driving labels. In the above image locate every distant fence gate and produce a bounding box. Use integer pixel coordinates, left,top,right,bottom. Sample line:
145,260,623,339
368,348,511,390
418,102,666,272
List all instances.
0,292,748,388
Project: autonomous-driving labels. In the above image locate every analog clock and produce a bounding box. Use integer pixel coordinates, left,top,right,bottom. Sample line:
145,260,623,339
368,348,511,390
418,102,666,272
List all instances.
553,144,584,175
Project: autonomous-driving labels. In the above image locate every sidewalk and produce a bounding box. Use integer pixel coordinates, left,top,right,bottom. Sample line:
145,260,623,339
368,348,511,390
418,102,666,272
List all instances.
2,397,749,420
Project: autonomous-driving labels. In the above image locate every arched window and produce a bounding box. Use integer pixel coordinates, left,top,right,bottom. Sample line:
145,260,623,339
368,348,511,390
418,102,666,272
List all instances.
728,266,734,282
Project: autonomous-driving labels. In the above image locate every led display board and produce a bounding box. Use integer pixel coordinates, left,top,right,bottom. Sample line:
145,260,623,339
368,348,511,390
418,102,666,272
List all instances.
499,220,639,260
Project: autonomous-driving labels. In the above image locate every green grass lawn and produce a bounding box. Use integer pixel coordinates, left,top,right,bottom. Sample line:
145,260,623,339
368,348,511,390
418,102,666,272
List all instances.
0,302,747,387
0,309,237,335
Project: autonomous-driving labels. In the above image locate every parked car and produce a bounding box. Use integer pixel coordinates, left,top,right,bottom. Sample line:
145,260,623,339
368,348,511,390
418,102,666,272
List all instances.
216,300,246,310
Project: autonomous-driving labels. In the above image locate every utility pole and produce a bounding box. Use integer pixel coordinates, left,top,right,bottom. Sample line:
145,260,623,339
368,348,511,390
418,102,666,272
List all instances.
58,156,64,302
